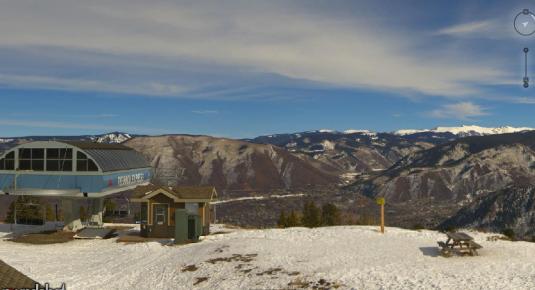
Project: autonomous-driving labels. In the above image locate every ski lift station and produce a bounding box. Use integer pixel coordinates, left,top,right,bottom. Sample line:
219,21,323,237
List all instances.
0,141,152,231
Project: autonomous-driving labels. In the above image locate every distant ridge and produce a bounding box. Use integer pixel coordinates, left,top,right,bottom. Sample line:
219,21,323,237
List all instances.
394,125,535,136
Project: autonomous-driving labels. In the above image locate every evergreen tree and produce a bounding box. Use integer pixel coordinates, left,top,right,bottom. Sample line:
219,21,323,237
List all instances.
302,201,320,228
287,210,299,227
277,210,287,228
502,228,516,241
321,203,341,226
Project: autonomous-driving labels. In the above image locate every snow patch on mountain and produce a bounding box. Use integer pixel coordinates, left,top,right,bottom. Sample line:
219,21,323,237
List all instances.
343,129,369,134
321,140,336,151
92,132,132,144
394,125,535,136
394,129,429,135
317,129,335,133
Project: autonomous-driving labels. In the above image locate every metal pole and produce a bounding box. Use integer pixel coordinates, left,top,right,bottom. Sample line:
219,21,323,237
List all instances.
12,202,17,232
213,204,217,223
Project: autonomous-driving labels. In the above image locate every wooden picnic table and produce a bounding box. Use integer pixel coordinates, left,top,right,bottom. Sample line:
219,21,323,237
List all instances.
438,232,482,257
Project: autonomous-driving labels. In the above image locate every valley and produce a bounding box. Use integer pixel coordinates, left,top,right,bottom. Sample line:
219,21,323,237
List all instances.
1,126,535,240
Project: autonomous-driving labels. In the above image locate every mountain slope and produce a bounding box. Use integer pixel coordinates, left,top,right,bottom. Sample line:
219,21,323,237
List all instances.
440,186,535,240
358,131,535,203
247,130,438,174
125,135,339,192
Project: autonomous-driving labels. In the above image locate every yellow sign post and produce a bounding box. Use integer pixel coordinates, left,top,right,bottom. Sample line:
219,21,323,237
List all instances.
376,197,385,234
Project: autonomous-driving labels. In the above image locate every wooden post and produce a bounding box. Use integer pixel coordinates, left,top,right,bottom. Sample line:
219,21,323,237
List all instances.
376,197,385,234
380,203,384,234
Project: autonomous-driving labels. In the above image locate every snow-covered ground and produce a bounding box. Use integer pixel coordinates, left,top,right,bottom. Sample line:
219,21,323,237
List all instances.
1,225,534,289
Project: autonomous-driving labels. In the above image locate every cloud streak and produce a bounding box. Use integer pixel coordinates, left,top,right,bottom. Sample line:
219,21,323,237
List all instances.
192,110,219,114
428,102,489,120
435,20,496,36
0,119,165,134
0,1,513,99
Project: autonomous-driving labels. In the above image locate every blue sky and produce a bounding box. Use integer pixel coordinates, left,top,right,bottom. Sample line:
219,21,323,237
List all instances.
1,0,535,138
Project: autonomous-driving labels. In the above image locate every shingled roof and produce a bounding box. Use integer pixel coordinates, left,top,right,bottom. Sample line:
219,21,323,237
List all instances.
0,259,39,289
132,184,217,201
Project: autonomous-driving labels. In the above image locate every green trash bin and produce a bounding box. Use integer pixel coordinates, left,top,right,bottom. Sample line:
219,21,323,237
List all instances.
174,209,188,244
187,214,201,241
175,209,202,244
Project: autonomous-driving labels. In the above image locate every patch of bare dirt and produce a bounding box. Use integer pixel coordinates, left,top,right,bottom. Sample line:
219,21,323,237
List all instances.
287,277,342,289
256,267,283,276
181,264,198,272
193,277,209,285
9,231,74,245
205,253,257,264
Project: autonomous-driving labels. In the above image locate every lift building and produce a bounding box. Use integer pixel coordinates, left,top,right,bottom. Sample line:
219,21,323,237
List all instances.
0,141,152,231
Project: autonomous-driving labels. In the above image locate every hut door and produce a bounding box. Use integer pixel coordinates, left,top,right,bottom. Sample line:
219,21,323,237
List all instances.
152,204,168,237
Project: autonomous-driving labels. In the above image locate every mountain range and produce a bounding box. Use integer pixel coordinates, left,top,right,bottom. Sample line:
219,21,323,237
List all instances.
1,125,535,238
393,125,535,136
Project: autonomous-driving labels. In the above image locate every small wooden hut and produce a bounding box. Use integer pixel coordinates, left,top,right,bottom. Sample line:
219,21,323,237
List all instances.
131,184,217,238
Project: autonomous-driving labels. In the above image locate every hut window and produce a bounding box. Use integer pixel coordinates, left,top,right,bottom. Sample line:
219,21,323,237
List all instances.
154,204,167,225
186,203,199,215
76,151,99,172
0,151,15,170
46,148,73,171
18,148,44,171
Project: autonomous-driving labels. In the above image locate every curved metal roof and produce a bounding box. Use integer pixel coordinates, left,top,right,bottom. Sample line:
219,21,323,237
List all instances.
83,149,149,172
0,141,150,173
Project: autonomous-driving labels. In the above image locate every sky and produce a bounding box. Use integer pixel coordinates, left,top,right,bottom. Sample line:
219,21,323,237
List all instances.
1,0,535,138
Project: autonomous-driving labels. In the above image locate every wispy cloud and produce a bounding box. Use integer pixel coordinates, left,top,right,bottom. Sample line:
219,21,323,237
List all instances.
0,119,166,134
191,110,219,115
428,102,489,120
0,1,512,99
79,114,119,118
7,112,119,119
509,97,535,104
435,20,495,36
0,73,189,97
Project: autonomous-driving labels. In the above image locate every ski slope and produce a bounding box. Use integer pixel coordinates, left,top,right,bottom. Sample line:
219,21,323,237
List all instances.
0,225,534,289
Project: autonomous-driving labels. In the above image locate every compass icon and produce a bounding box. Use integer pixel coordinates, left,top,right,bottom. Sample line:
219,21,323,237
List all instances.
514,9,535,36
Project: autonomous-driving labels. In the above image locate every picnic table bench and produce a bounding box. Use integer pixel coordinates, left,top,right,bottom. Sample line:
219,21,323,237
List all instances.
437,232,482,257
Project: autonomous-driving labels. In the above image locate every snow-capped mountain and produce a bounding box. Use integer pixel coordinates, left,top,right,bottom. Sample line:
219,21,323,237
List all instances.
91,132,132,144
394,125,535,137
0,132,135,154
